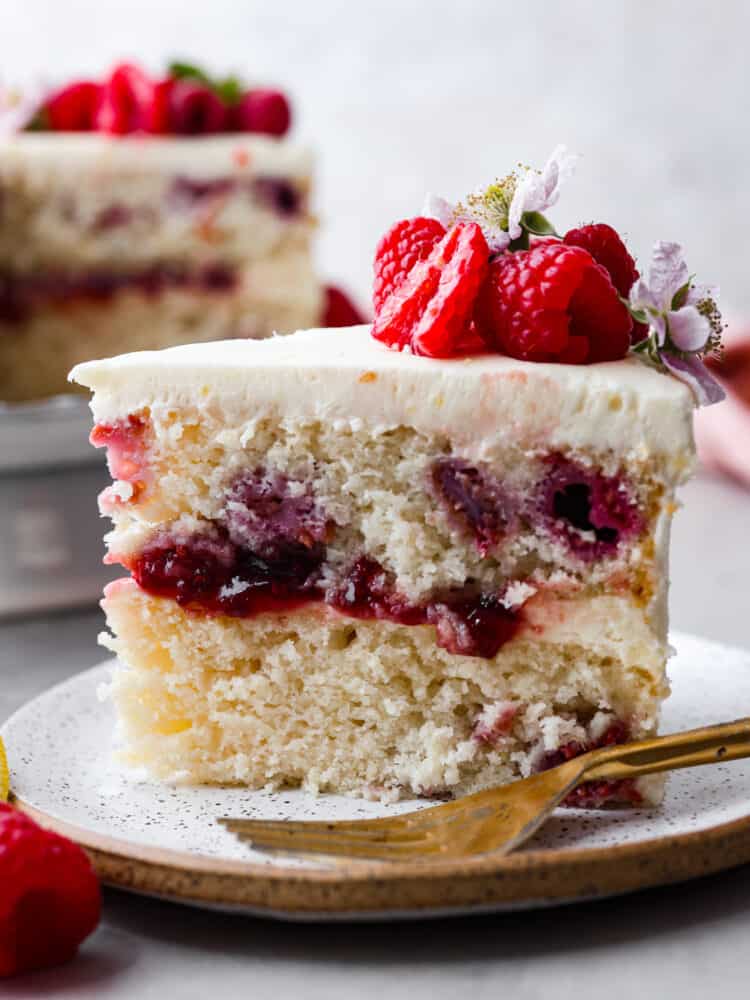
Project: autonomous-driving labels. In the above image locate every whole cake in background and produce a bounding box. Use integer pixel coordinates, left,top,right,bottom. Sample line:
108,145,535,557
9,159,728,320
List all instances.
0,61,363,402
72,147,725,805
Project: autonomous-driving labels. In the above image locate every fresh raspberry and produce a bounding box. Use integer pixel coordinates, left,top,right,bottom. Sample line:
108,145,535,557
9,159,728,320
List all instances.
563,223,647,343
563,223,638,297
372,222,490,358
0,804,100,977
372,216,446,314
475,241,632,364
44,81,101,131
168,80,228,135
94,62,158,134
232,89,291,136
144,77,175,134
321,285,368,327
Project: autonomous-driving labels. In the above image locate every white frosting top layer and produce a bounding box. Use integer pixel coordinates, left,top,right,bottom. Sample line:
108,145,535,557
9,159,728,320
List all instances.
71,325,695,464
0,132,312,180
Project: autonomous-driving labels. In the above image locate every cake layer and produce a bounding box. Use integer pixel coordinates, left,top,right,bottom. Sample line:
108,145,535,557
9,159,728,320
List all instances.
2,251,321,401
0,134,314,271
71,326,696,464
102,580,665,804
87,412,673,653
73,329,694,654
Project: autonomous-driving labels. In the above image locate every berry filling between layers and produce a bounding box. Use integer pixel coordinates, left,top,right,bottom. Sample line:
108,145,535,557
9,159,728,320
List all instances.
131,541,519,660
104,448,649,660
0,263,237,324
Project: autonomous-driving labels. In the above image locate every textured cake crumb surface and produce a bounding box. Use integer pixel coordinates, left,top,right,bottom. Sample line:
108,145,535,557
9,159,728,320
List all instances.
102,582,667,802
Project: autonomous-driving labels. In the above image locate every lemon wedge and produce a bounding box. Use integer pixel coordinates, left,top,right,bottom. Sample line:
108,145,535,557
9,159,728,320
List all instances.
0,736,9,801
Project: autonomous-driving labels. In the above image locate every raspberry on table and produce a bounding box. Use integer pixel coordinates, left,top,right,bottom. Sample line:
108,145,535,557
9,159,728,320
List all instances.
563,223,638,298
373,216,446,315
372,221,489,358
0,804,101,978
474,241,633,364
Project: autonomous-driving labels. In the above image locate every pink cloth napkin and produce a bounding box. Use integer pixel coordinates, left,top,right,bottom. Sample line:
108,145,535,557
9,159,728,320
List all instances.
695,328,750,486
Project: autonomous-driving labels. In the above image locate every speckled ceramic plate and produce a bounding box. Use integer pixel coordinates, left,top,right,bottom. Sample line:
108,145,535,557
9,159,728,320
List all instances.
4,631,750,919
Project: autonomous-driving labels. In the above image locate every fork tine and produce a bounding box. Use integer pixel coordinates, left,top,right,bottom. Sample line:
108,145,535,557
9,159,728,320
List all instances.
219,816,432,841
218,798,476,841
222,820,432,850
231,827,440,861
222,813,425,831
225,825,433,853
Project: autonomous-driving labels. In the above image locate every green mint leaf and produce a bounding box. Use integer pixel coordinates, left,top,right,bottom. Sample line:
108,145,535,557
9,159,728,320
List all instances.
215,75,243,104
520,211,558,236
168,62,244,103
168,60,212,85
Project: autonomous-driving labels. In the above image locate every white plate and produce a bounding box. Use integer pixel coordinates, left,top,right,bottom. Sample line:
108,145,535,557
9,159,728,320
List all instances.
3,630,750,918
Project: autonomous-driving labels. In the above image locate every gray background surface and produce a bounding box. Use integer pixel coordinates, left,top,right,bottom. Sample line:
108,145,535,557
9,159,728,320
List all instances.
2,0,750,996
2,0,749,321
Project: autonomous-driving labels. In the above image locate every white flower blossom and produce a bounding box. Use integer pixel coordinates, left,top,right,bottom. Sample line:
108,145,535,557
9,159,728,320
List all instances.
423,145,578,253
629,241,711,351
629,241,725,406
506,144,578,241
422,193,455,230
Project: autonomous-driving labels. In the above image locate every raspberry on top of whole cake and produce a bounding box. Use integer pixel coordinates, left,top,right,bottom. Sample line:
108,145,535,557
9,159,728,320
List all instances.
371,145,725,407
0,60,291,137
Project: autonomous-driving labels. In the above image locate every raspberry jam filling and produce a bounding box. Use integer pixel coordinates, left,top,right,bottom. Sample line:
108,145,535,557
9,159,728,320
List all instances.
167,175,302,217
537,457,643,561
131,542,519,659
132,528,325,617
125,468,520,658
111,456,643,657
0,263,236,323
538,719,643,807
430,458,516,556
90,415,150,512
430,455,642,560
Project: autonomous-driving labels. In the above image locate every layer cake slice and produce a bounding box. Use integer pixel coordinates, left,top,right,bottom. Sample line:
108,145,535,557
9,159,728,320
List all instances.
71,326,695,803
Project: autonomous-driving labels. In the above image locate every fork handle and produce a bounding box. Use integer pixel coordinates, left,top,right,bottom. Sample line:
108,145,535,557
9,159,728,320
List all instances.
578,717,750,784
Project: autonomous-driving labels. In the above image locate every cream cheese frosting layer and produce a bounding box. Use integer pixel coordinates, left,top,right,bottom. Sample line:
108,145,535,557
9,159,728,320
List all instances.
71,325,695,465
0,133,313,180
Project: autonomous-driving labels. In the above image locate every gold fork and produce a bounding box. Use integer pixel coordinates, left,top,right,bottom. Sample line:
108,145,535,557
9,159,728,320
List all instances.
220,718,750,863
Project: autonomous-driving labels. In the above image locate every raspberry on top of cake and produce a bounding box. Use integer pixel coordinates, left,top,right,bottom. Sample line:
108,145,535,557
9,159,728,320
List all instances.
71,146,723,805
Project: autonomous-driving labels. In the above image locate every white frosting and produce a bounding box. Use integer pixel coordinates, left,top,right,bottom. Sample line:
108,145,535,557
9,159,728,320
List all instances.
0,132,312,180
71,325,696,465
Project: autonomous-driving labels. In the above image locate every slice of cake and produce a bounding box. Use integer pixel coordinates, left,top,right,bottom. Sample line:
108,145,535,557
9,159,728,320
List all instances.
0,62,322,402
72,148,724,805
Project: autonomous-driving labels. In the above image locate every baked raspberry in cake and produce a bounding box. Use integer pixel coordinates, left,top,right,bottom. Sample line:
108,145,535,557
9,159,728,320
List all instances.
0,62,329,402
72,147,724,804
